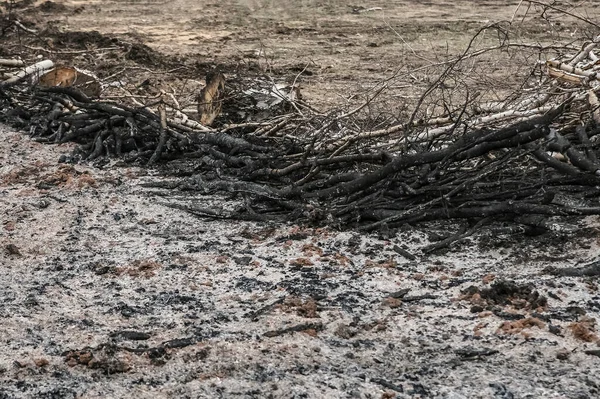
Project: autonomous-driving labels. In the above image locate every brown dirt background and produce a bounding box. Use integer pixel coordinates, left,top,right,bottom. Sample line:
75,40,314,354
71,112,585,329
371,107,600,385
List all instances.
28,0,600,109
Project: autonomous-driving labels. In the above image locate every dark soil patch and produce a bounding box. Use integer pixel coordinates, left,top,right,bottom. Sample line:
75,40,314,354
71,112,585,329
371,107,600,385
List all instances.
545,260,600,277
38,1,69,13
42,28,120,50
125,42,165,67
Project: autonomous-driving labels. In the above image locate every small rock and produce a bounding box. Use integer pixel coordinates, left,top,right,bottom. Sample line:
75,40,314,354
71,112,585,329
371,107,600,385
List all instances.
66,358,78,367
37,199,51,209
389,288,410,299
549,324,563,336
13,360,28,368
148,347,166,359
34,358,49,367
111,330,151,341
334,324,357,339
455,346,499,359
5,244,22,256
585,349,600,357
234,256,253,265
162,337,196,349
303,329,319,337
382,297,402,308
78,352,93,365
556,348,570,360
94,265,112,275
4,221,16,231
471,305,484,313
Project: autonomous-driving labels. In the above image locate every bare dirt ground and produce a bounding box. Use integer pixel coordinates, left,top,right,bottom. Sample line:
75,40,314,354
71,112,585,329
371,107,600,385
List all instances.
20,0,600,109
60,0,513,104
2,1,600,398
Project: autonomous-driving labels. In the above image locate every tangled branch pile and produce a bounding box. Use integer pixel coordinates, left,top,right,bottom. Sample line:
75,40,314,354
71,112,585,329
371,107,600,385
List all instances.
2,9,600,242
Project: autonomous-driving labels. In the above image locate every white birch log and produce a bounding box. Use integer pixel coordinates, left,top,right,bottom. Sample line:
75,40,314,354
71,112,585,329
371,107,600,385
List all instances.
569,35,600,66
412,106,553,142
588,90,600,125
1,60,54,86
546,60,600,81
0,59,25,67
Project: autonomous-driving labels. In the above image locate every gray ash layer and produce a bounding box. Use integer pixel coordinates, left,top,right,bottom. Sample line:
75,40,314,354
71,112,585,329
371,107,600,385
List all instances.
1,126,600,398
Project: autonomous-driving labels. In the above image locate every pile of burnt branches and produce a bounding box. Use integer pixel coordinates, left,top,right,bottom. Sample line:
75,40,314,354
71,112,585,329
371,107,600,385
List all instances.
1,66,599,233
2,8,600,241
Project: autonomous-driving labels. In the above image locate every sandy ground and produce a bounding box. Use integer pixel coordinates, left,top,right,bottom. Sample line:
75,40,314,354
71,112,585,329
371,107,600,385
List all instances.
2,123,600,398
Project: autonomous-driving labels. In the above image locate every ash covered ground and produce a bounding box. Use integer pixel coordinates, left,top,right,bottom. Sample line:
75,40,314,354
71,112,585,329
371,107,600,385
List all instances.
2,125,600,398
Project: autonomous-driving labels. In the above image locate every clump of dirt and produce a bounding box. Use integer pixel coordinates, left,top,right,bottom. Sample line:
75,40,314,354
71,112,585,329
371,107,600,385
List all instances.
125,42,165,67
289,257,314,267
568,316,599,342
38,1,69,13
277,296,320,318
461,280,548,312
497,317,546,336
64,344,131,374
1,164,40,185
4,243,22,257
39,164,97,189
42,27,177,68
42,28,120,50
2,163,98,188
115,259,163,278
